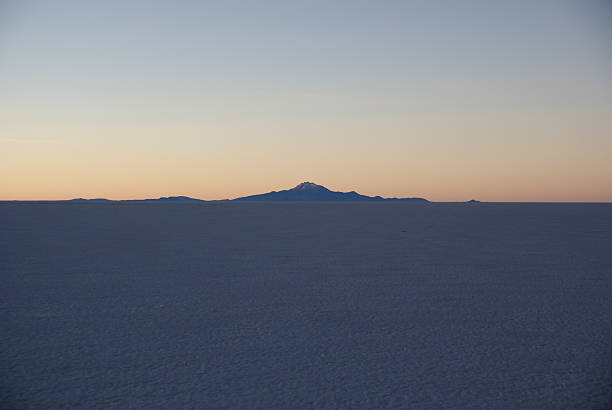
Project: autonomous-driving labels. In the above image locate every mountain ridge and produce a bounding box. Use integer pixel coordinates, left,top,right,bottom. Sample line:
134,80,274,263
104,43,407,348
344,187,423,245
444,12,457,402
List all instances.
67,182,431,202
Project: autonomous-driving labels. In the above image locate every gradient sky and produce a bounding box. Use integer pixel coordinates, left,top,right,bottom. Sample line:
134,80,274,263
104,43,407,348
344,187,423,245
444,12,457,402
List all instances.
1,0,611,201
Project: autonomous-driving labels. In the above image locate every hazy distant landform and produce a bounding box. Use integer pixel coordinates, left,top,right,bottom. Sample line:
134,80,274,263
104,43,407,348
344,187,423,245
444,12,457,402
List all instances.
69,182,430,203
71,196,205,202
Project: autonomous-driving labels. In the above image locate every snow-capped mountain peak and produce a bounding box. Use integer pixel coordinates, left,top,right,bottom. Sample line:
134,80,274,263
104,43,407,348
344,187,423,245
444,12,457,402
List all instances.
291,182,329,191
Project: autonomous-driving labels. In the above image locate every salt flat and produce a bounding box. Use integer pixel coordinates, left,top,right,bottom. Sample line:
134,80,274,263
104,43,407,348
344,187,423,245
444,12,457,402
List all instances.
1,202,611,409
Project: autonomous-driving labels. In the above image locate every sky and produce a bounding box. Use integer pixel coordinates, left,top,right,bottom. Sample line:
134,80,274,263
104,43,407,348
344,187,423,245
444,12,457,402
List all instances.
1,0,611,202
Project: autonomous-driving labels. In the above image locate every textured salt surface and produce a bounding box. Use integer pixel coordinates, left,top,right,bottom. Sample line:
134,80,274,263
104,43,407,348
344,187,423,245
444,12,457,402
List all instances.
1,202,611,409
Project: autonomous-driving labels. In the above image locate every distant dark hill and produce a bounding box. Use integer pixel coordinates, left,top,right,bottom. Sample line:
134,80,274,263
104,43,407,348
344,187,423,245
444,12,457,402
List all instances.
70,196,204,202
70,198,111,202
233,182,429,202
133,196,204,202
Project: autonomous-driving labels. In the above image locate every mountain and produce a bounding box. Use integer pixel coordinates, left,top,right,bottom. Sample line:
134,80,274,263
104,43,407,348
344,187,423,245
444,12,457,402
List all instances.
233,182,429,202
